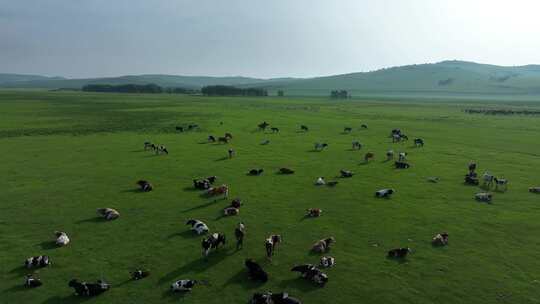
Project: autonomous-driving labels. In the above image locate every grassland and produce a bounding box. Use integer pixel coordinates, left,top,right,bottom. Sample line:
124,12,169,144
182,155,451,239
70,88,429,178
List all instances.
1,90,540,304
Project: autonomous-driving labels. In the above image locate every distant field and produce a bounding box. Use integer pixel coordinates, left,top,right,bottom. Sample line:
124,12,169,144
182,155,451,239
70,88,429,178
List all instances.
1,90,540,304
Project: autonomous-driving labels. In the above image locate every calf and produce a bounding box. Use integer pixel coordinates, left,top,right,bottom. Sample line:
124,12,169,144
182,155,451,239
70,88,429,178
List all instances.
170,280,197,292
387,248,410,259
312,237,335,253
245,259,268,282
375,188,394,198
186,219,209,235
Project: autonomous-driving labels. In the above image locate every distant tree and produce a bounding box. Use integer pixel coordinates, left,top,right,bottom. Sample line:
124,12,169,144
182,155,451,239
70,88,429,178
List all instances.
82,83,163,93
201,85,267,96
277,90,284,97
330,90,349,99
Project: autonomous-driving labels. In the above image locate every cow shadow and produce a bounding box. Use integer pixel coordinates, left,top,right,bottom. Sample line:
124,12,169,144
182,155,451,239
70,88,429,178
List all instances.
3,285,27,293
75,217,106,224
38,241,57,250
307,149,321,152
277,277,320,292
41,295,93,304
158,251,230,285
222,269,265,289
120,188,142,193
167,230,201,240
386,256,408,264
182,186,200,192
8,266,30,277
215,156,229,161
181,201,217,213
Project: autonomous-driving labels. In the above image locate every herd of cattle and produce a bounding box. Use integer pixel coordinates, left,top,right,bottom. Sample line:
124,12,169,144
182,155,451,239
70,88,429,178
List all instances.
18,122,540,303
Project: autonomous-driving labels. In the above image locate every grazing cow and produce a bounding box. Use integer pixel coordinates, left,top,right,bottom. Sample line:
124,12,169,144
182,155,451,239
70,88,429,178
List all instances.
340,170,354,178
193,179,211,190
207,185,229,199
55,231,70,246
261,139,270,145
218,137,229,144
398,152,407,162
25,255,50,269
414,138,424,147
314,143,328,151
186,219,209,235
235,222,245,250
464,173,479,185
136,180,153,192
387,248,411,259
96,208,120,220
432,233,449,246
176,126,184,132
390,129,401,137
320,256,335,268
250,292,302,304
225,132,233,139
258,122,270,131
131,270,150,280
475,192,492,203
530,187,540,193
245,259,268,282
156,145,168,155
144,141,153,150
482,172,494,188
271,127,279,133
315,177,326,186
228,148,235,159
291,264,328,286
386,150,394,160
364,152,375,162
249,169,264,176
352,141,362,150
361,124,368,129
300,125,309,132
265,235,282,259
395,161,410,169
24,274,42,288
306,208,322,217
375,188,395,198
202,233,226,257
344,127,352,133
494,177,508,192
312,237,335,253
279,168,295,174
68,279,110,297
223,207,239,216
208,135,216,143
170,280,197,292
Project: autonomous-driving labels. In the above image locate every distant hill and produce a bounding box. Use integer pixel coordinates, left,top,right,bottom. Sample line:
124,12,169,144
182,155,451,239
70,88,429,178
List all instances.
3,61,540,97
0,73,65,85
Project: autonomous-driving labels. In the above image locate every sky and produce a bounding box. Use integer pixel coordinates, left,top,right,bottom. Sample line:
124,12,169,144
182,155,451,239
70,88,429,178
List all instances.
1,0,540,79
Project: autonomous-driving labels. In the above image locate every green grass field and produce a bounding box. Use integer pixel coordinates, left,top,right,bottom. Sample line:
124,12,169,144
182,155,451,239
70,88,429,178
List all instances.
1,90,540,304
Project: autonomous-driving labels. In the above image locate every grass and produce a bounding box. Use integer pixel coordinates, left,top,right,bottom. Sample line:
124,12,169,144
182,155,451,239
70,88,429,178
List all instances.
1,90,540,304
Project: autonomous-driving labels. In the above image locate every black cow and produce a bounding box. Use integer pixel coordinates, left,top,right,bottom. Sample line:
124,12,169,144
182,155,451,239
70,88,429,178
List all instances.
387,248,410,259
68,279,110,297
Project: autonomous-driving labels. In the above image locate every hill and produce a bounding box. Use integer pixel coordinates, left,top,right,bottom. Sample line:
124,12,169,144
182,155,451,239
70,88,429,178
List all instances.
0,73,65,85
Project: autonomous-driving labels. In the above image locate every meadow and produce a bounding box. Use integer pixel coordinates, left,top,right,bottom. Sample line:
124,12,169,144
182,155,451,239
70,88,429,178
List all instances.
1,90,540,304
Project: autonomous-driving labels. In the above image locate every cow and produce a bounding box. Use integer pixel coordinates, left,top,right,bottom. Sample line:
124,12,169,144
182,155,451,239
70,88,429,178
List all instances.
271,127,279,133
245,259,268,282
225,132,233,139
494,177,508,192
361,124,368,129
193,179,211,190
156,145,168,155
395,161,410,169
187,124,198,131
25,255,50,269
340,170,353,178
208,135,216,143
398,152,407,162
319,256,335,268
96,208,120,220
68,279,110,297
432,233,449,246
475,192,492,203
223,207,239,216
352,141,362,150
279,168,295,174
131,270,150,280
387,248,411,259
482,172,494,188
291,264,328,286
386,150,394,161
427,176,440,183
258,122,270,131
390,129,401,137
315,177,326,186
202,233,226,257
265,234,282,259
249,169,264,176
228,148,235,159
530,187,540,193
235,222,245,250
363,152,375,163
414,138,424,147
218,137,229,144
392,133,402,143
186,219,209,235
144,141,153,150
55,231,70,246
306,208,322,217
375,189,394,198
136,180,153,192
468,162,477,173
175,126,184,132
261,139,270,145
230,198,242,209
250,292,302,304
314,143,328,151
24,274,42,288
312,237,335,253
207,176,217,184
326,181,339,187
300,125,309,132
170,280,197,292
344,127,352,133
206,185,229,199
464,173,479,185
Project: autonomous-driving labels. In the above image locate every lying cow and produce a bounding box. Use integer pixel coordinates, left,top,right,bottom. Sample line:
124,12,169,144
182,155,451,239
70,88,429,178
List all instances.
395,161,410,169
375,189,394,198
249,169,264,176
245,259,268,282
530,187,540,193
475,192,492,203
171,280,198,292
25,255,50,268
55,231,70,246
186,219,209,235
131,269,150,280
312,237,335,253
69,279,110,297
291,264,328,286
387,247,411,259
315,177,326,186
340,170,353,178
136,180,153,192
319,256,335,268
24,274,42,288
279,168,295,174
314,143,328,151
223,207,240,216
306,208,322,217
96,208,120,220
432,233,449,246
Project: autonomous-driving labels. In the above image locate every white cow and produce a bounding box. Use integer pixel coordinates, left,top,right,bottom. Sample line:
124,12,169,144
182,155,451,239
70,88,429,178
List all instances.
55,231,70,246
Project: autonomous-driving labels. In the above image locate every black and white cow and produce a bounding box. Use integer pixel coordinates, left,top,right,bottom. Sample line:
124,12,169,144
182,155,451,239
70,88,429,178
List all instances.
265,235,282,259
245,259,268,282
96,208,120,220
375,189,395,198
228,148,235,158
271,127,279,133
414,138,424,147
235,222,245,250
395,161,410,169
223,207,239,216
432,233,449,246
170,280,197,292
361,124,368,129
261,139,270,145
475,192,492,203
131,270,150,280
314,143,328,151
55,231,70,246
68,279,110,297
343,127,352,133
25,255,50,269
279,168,295,174
464,173,479,185
136,180,153,192
186,219,209,235
24,274,42,288
340,170,353,178
494,177,508,192
202,233,226,257
319,256,335,268
312,237,335,253
386,150,394,161
387,248,411,259
250,292,303,304
291,264,328,286
249,169,264,176
398,152,407,162
300,125,309,132
482,172,494,188
530,187,540,193
352,141,362,150
208,135,216,143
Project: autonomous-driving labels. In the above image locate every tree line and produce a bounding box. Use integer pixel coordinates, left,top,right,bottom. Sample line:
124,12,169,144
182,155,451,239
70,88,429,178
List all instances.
82,84,198,94
330,90,349,99
201,85,268,96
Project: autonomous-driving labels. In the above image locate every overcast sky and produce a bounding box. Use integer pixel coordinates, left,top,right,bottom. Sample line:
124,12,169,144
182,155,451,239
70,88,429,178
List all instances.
1,0,540,79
